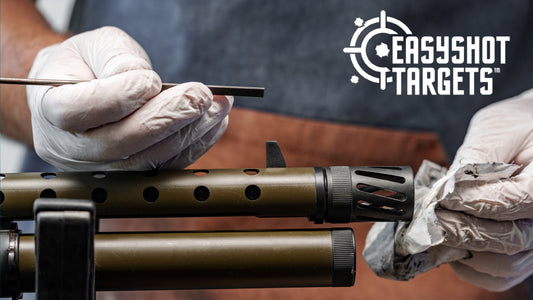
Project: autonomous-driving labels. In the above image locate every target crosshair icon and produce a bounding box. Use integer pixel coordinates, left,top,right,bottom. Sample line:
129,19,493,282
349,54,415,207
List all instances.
343,10,412,90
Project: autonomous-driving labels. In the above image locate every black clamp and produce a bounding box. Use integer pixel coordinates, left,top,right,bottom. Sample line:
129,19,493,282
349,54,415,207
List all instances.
0,222,21,299
34,198,96,300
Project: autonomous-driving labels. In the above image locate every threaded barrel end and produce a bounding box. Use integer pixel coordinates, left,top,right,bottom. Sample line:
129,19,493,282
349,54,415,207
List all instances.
331,228,355,287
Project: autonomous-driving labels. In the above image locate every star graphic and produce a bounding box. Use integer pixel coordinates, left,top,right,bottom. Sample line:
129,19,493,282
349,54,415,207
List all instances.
375,42,390,58
354,18,364,27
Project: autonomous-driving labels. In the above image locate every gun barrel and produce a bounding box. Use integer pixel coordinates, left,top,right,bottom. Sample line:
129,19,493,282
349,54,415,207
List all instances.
15,229,355,292
0,166,413,223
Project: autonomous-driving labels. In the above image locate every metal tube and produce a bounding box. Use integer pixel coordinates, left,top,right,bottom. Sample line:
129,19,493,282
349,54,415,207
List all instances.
17,229,354,291
0,166,414,223
0,168,318,220
0,77,265,97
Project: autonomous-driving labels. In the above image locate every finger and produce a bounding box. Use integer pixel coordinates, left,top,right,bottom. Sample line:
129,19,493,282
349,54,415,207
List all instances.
105,106,230,170
28,43,97,83
458,250,533,279
36,116,228,172
79,86,230,164
162,115,229,169
436,209,533,255
439,167,533,221
69,26,153,77
82,82,213,161
451,94,533,169
42,69,162,132
449,260,531,292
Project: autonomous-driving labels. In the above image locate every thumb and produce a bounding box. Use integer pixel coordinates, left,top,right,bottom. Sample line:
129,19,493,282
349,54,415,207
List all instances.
68,26,153,78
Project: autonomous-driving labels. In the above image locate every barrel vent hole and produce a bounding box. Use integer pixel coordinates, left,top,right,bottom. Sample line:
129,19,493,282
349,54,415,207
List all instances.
40,189,56,198
193,170,209,176
92,188,107,203
41,172,56,179
92,172,107,179
143,186,159,202
194,186,210,202
244,169,259,175
245,185,261,200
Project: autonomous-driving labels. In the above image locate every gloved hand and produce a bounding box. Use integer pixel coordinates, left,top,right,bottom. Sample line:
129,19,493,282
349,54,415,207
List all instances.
364,89,533,291
27,26,232,171
440,89,533,291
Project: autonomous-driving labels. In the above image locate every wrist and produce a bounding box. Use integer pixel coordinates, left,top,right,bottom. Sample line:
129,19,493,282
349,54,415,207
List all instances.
0,0,66,145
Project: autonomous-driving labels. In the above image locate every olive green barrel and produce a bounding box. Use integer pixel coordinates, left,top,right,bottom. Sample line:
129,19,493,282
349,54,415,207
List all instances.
16,229,355,291
0,168,319,220
0,166,413,223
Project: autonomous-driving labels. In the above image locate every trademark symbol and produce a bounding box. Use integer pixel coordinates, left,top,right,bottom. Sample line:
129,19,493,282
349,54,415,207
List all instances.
494,68,500,73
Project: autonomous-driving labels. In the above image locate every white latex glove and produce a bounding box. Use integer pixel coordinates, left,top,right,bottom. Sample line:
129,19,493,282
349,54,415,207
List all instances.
364,89,533,292
439,89,533,291
27,26,233,171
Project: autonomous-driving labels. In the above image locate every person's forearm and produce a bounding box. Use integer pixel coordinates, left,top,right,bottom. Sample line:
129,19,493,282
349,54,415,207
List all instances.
0,0,66,146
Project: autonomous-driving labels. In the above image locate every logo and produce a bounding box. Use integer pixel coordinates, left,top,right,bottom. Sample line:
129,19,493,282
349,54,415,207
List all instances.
343,11,510,95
